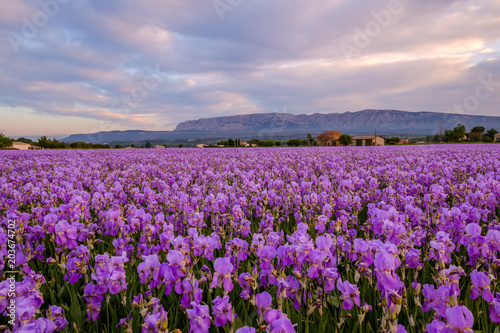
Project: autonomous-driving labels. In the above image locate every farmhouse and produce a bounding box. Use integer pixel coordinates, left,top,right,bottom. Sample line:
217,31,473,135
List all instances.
398,138,409,145
495,134,500,142
351,135,385,146
154,145,165,148
11,142,42,150
196,144,208,148
317,131,342,146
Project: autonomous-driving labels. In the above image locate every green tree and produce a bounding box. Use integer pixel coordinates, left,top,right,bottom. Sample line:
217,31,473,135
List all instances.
16,137,34,145
38,136,50,148
145,140,153,148
275,141,281,147
259,140,275,147
249,139,260,146
386,137,400,145
300,139,309,146
0,133,13,148
443,124,466,142
339,134,353,146
114,144,124,149
178,144,183,148
485,128,498,140
130,144,136,148
470,126,485,141
287,139,301,147
227,139,235,147
306,133,314,146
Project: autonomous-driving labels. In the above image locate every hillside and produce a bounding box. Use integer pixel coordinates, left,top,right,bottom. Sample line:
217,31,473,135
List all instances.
61,109,500,143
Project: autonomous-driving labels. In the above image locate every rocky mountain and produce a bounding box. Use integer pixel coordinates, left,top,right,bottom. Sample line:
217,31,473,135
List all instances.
61,109,500,143
174,109,500,135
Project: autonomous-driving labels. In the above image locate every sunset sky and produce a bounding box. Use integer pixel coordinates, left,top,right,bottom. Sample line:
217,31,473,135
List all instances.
1,0,499,138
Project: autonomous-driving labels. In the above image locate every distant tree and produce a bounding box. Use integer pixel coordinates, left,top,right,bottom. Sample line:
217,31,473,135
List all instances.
259,140,275,147
37,136,65,149
130,144,136,148
70,142,78,148
114,144,124,149
0,133,12,148
485,128,498,140
386,137,400,145
16,137,34,145
249,139,261,146
227,139,235,147
339,134,353,146
443,124,466,142
470,126,485,141
299,139,309,146
306,133,314,146
37,136,50,148
275,141,281,147
178,144,183,148
93,144,110,149
287,139,301,147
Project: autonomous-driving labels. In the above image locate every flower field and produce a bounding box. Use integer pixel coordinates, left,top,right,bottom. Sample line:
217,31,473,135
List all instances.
1,145,500,333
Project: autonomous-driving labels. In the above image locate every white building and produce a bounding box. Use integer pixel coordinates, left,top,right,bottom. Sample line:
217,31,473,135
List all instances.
196,144,208,148
12,142,42,150
495,134,500,142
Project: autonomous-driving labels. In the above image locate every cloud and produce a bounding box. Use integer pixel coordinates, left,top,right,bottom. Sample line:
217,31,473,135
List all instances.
0,0,499,137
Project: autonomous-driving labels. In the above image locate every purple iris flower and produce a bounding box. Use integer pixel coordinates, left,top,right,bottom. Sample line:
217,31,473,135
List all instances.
490,292,500,323
470,269,494,302
267,316,297,333
142,305,168,333
64,257,82,283
137,254,161,288
336,279,360,310
55,220,78,249
211,257,234,292
180,277,203,309
186,302,211,333
255,291,272,314
212,295,236,327
257,245,277,271
443,305,474,333
17,318,56,333
425,319,446,333
0,279,11,313
48,305,69,331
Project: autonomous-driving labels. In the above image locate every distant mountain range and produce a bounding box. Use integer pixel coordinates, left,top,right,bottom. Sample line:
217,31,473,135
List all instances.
61,109,500,143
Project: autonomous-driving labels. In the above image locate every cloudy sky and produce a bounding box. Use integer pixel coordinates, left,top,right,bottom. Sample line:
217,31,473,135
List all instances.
1,0,499,137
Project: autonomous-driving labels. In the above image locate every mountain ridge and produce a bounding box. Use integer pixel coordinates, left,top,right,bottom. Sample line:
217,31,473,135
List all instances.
61,109,500,143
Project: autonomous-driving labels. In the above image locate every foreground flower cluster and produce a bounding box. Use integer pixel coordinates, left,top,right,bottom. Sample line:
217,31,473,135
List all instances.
0,145,499,332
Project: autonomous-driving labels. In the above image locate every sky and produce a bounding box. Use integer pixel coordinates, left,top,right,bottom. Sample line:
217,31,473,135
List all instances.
0,0,500,138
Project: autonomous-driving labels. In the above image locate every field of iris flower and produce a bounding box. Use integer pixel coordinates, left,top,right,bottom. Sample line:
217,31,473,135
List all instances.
1,145,500,333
